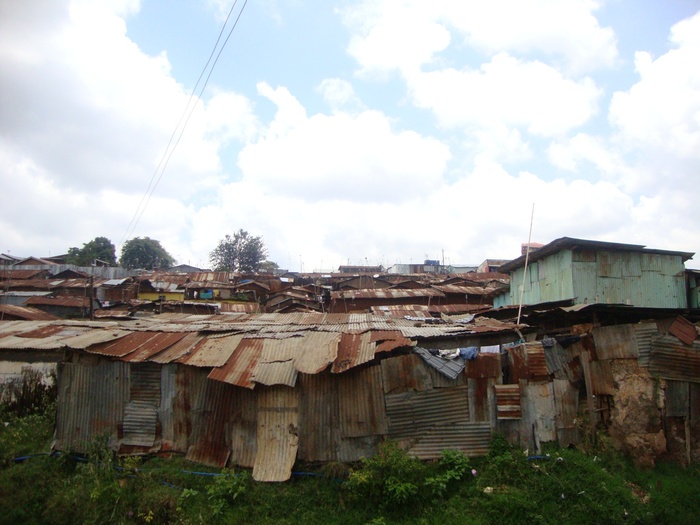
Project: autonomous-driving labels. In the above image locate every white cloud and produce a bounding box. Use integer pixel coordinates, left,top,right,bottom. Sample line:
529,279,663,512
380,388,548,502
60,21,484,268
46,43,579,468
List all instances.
408,53,601,136
609,12,700,159
238,83,451,202
343,0,618,76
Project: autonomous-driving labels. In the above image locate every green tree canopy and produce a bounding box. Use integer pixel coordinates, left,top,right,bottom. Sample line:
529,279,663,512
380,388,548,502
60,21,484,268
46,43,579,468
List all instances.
209,230,268,272
120,237,175,270
66,236,117,266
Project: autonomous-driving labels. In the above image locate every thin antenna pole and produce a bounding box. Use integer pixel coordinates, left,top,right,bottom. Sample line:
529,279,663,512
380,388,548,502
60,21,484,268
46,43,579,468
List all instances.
517,203,535,325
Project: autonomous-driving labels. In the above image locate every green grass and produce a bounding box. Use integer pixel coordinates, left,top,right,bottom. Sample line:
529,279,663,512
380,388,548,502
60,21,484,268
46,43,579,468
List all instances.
1,410,699,525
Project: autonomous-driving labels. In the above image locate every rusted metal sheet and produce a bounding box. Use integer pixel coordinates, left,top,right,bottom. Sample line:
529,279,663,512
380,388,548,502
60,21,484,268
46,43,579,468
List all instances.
209,338,264,389
122,363,160,447
297,373,339,461
177,333,245,367
332,332,374,373
380,353,434,394
252,338,298,387
61,329,131,350
253,386,299,482
520,381,557,448
468,377,493,422
669,316,698,346
635,321,658,367
494,384,521,419
185,374,232,467
649,335,700,383
589,360,615,395
385,385,469,440
407,422,491,459
592,324,638,360
54,357,129,453
185,376,258,469
371,330,415,354
338,365,388,438
465,353,501,379
292,332,340,374
86,331,163,358
14,324,69,338
432,285,489,295
507,344,528,383
123,332,190,362
149,332,205,363
332,288,446,300
553,379,579,447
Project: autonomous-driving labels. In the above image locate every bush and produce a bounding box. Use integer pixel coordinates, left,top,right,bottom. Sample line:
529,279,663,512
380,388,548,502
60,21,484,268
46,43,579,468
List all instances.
0,368,56,419
344,441,473,513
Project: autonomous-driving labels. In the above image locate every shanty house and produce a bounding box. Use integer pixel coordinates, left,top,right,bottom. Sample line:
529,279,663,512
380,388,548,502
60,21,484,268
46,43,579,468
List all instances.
0,314,520,481
494,237,694,309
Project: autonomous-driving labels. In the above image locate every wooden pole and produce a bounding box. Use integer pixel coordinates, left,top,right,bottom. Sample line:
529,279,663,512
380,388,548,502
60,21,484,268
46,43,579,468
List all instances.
517,203,535,325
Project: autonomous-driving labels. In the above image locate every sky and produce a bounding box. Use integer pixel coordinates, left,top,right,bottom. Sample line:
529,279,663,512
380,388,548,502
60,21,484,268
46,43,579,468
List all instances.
1,0,700,271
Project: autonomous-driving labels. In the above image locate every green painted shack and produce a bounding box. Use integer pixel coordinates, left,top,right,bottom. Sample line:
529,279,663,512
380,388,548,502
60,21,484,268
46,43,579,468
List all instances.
494,237,694,309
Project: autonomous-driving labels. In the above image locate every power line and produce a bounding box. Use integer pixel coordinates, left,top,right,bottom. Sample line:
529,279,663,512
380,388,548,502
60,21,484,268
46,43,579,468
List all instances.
121,0,249,245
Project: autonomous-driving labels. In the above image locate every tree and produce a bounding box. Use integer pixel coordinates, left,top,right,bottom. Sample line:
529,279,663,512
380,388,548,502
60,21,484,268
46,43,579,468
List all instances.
66,236,117,266
120,237,175,270
259,260,280,274
209,230,268,272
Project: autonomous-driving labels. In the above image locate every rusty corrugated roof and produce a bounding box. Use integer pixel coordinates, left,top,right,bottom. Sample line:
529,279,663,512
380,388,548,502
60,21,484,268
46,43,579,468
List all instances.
332,288,445,300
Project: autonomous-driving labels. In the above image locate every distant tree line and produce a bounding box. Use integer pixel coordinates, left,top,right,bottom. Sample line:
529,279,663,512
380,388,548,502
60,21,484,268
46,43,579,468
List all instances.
65,230,276,272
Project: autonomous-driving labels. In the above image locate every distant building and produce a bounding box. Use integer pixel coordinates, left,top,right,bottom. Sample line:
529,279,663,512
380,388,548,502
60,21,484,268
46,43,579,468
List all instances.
337,265,383,274
476,259,509,273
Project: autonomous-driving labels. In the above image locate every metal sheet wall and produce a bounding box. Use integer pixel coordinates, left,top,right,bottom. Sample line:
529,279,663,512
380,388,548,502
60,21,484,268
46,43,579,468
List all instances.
338,365,388,438
253,385,299,482
55,355,129,452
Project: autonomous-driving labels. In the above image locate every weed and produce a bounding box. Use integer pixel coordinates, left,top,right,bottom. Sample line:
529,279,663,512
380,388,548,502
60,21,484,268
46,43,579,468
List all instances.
207,468,250,517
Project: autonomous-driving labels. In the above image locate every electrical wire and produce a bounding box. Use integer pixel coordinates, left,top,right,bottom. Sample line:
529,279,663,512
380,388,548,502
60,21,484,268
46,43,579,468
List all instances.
120,0,249,245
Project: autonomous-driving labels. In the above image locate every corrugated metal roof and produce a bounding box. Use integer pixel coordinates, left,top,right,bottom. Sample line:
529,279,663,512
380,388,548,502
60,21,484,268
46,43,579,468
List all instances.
292,332,340,374
500,236,694,273
86,331,164,358
149,332,205,363
332,332,374,373
177,333,245,367
208,338,264,389
124,332,191,362
25,296,92,307
0,304,58,321
251,338,300,387
332,288,446,300
432,285,489,295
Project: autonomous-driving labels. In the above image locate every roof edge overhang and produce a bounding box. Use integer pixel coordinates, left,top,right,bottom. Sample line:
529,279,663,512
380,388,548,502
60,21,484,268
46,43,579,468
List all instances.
499,237,695,273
